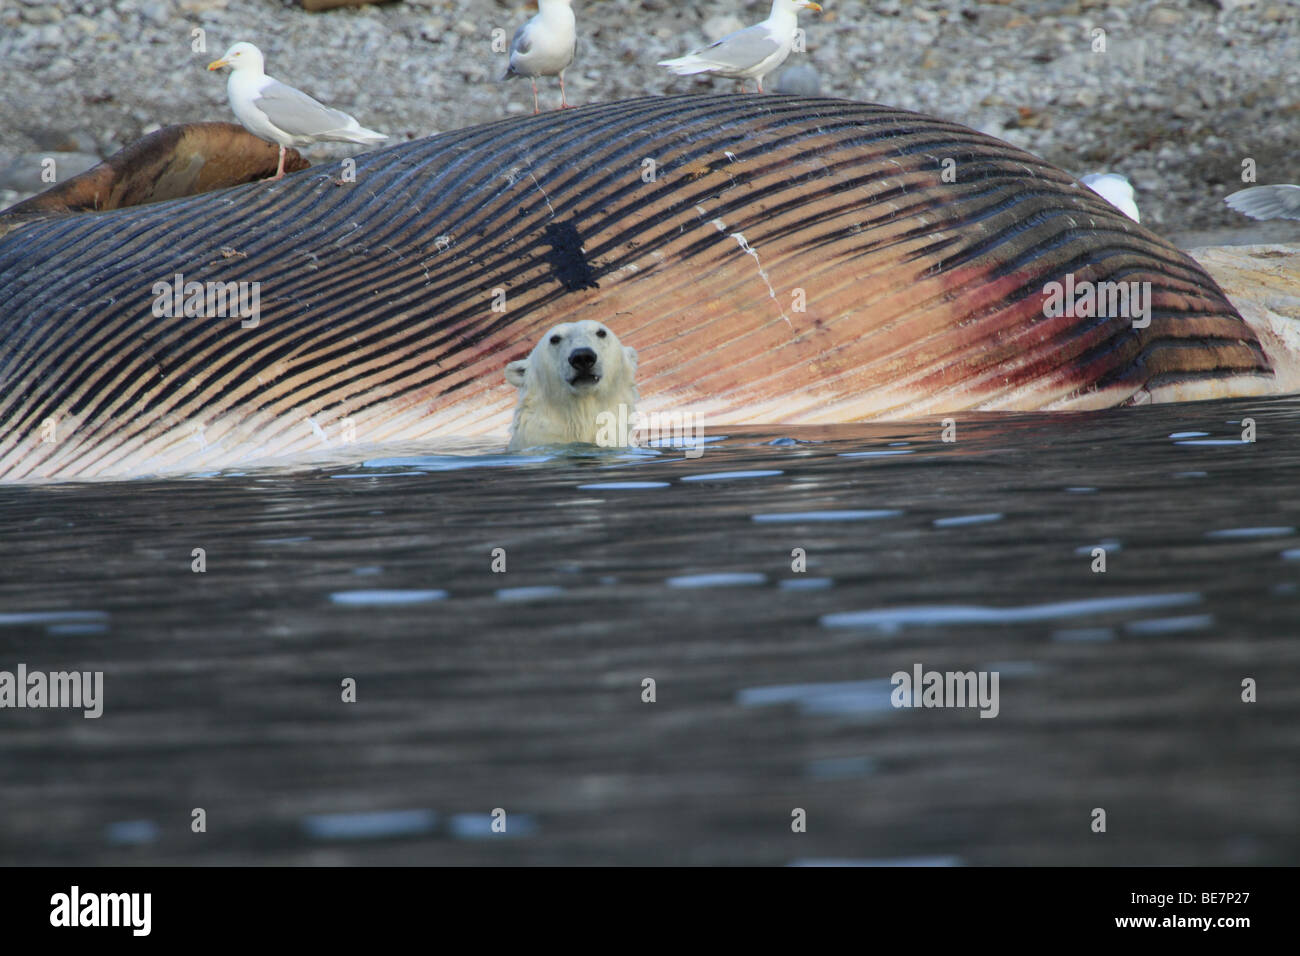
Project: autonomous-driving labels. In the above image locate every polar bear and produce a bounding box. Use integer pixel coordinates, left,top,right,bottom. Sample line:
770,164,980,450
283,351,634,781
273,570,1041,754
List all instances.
505,320,639,451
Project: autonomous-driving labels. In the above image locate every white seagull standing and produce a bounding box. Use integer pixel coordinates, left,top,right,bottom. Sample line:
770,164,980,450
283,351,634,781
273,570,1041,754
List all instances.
1080,172,1141,222
503,0,577,113
1225,184,1300,221
659,0,823,94
207,42,387,181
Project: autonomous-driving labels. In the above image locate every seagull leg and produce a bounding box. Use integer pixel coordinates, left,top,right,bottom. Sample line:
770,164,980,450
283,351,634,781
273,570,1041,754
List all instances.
263,145,287,182
559,73,571,109
757,77,765,94
532,79,540,115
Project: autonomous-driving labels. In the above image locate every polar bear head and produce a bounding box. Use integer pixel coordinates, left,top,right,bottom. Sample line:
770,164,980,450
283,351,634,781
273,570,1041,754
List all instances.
505,320,638,401
504,320,639,450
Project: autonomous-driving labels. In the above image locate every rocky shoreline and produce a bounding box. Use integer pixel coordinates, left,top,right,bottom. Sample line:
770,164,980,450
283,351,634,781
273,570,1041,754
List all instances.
1,0,1297,235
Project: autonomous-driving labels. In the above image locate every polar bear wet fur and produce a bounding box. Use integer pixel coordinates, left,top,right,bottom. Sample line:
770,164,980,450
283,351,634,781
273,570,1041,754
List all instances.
505,320,639,450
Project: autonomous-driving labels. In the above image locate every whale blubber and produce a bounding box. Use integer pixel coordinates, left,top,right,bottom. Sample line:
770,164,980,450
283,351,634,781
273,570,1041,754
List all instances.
0,122,308,230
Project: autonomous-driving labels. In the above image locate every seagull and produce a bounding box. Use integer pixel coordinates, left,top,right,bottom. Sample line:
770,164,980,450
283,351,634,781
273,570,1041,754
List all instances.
1225,184,1300,221
1080,172,1141,222
207,42,387,181
659,0,823,94
503,0,577,113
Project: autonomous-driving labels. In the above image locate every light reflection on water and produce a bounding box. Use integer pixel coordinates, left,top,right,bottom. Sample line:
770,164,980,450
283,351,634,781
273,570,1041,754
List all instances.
820,593,1204,632
1,396,1299,865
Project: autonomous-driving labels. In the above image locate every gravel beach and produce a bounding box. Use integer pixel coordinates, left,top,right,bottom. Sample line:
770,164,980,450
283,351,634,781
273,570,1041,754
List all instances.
1,0,1297,235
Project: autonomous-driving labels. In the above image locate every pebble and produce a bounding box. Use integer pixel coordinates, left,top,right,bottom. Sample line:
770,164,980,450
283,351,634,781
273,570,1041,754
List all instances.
139,1,170,26
0,0,1293,237
0,152,101,193
21,7,63,23
773,64,821,97
1148,6,1186,25
701,16,745,39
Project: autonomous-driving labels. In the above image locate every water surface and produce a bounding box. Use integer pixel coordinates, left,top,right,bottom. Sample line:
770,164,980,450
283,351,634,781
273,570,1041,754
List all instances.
1,396,1297,865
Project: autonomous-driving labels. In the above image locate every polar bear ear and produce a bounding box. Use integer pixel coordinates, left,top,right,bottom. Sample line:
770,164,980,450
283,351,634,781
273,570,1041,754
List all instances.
623,346,638,372
505,360,529,388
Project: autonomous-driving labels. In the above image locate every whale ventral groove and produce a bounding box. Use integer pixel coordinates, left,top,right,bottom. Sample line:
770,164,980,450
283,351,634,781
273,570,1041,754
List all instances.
0,94,1273,481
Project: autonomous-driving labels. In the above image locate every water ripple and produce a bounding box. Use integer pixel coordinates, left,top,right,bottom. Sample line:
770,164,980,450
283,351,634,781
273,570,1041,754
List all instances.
104,820,160,846
790,856,963,867
933,513,1003,528
329,590,448,606
303,809,438,841
779,577,834,591
753,509,901,523
496,586,565,601
1124,615,1215,635
666,573,767,589
822,593,1202,631
449,813,538,839
0,610,109,627
577,481,671,490
1205,527,1295,539
738,679,896,716
680,470,784,482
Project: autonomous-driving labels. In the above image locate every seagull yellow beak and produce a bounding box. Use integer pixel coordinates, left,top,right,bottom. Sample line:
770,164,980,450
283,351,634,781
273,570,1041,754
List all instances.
207,58,227,71
805,2,823,10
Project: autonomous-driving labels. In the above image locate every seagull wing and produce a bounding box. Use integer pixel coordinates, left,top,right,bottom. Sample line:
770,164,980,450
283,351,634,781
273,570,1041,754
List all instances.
253,79,358,138
504,22,532,78
511,22,532,58
684,24,784,72
1225,184,1300,222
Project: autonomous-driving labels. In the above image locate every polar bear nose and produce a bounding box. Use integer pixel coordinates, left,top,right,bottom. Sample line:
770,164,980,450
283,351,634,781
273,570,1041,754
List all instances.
568,348,598,371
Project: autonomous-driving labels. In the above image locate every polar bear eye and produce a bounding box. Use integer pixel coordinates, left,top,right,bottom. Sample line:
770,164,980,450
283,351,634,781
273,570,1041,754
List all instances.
549,335,561,345
595,329,607,338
